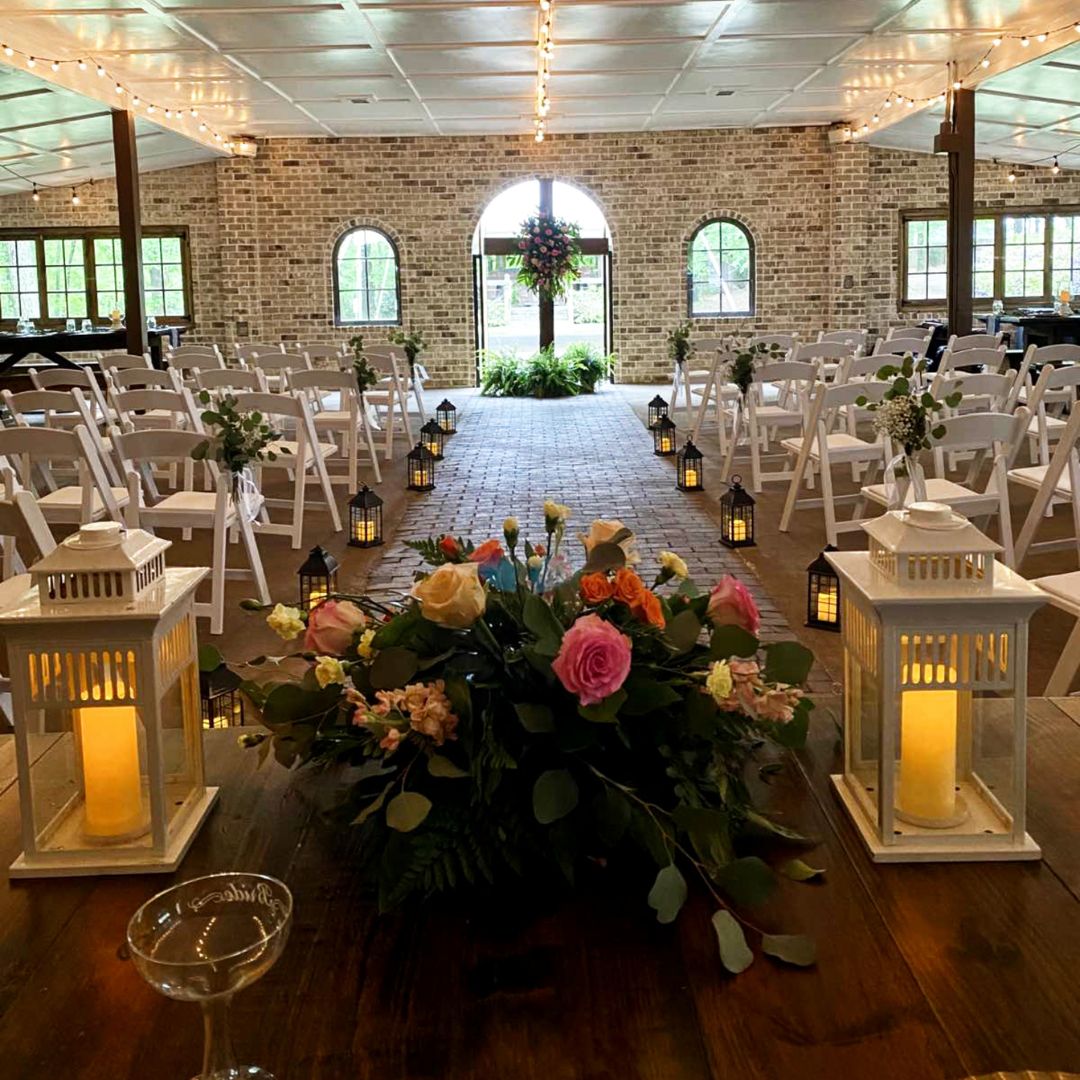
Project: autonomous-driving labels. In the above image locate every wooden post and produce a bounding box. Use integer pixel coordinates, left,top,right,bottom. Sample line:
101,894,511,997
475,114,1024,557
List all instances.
539,177,554,351
934,85,975,340
111,109,147,358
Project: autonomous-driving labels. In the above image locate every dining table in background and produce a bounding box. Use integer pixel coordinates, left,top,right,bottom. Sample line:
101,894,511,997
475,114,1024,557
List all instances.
0,325,183,373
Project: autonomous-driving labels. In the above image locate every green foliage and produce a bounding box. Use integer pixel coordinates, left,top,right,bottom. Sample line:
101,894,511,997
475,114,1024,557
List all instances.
728,340,784,398
667,321,692,365
388,327,426,365
192,391,285,481
479,344,614,398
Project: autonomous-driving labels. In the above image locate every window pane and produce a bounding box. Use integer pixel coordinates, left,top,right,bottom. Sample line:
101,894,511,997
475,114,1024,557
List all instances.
689,218,753,315
973,271,994,298
907,275,926,301
160,236,181,261
975,218,995,244
163,264,184,290
908,220,927,246
335,228,399,324
164,290,185,316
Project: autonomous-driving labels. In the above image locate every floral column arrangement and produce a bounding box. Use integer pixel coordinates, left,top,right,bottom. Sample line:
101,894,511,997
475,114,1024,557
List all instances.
510,212,583,300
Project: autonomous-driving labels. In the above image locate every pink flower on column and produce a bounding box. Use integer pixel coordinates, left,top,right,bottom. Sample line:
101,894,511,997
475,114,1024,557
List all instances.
551,613,632,706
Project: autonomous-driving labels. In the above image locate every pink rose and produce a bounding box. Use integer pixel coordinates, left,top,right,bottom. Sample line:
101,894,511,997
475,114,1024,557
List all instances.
518,240,527,249
707,576,760,635
305,599,367,655
551,613,632,706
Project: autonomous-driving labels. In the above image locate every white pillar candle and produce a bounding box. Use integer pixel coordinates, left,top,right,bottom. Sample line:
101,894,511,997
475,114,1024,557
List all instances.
78,705,147,839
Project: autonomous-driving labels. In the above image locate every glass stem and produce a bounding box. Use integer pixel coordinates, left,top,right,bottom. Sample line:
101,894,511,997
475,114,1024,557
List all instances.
201,993,237,1078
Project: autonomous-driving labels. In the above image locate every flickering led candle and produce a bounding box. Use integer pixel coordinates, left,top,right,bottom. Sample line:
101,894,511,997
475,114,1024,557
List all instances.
308,588,327,607
354,519,376,543
77,704,147,839
683,467,699,488
899,661,959,824
816,588,838,624
731,519,747,542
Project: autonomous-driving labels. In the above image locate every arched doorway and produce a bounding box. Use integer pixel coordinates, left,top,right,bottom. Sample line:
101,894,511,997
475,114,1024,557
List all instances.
472,179,612,374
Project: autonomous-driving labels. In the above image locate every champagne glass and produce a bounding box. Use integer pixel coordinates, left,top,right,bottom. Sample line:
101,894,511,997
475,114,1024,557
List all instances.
127,872,293,1079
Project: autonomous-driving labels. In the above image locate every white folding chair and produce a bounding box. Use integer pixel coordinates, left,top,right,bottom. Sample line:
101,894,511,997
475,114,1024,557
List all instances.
1011,344,1080,410
366,345,426,426
935,345,1008,379
947,331,1004,352
746,332,798,353
873,332,933,360
28,367,112,428
96,352,152,373
287,368,382,487
927,370,1016,474
229,391,342,548
779,380,891,546
354,349,415,461
107,368,179,393
166,343,224,364
112,427,270,635
249,350,310,393
0,465,56,579
670,338,723,416
1017,362,1080,468
304,345,348,370
818,329,870,352
0,425,126,526
862,410,1029,567
194,368,268,394
792,341,856,382
167,350,226,389
235,343,285,365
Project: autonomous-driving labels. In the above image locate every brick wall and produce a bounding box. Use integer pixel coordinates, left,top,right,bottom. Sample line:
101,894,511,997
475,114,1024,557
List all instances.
3,133,1078,385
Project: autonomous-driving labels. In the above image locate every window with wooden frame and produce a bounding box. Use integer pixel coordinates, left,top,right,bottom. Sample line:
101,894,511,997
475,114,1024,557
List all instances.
688,218,754,317
333,227,401,326
0,227,193,327
900,208,1080,308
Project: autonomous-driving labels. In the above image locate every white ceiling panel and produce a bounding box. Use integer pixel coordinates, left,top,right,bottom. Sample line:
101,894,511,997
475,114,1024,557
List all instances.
0,87,108,128
560,95,664,116
886,0,1035,32
409,74,536,98
659,89,787,113
367,6,537,45
553,41,700,71
697,35,859,66
676,66,823,93
423,97,529,119
271,75,409,99
844,32,983,65
545,71,676,95
179,11,373,50
975,90,1080,128
7,13,195,54
304,97,428,121
997,128,1080,151
391,45,536,75
554,2,728,41
232,47,395,77
801,63,937,92
723,0,914,35
330,119,435,135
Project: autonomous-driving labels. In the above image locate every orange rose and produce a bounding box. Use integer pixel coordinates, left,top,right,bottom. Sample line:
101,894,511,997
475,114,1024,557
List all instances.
469,538,505,569
612,567,646,607
579,572,615,605
631,589,666,629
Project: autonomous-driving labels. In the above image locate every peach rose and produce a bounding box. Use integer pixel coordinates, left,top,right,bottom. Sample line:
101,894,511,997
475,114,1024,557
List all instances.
411,562,486,629
707,575,760,635
551,613,632,707
631,589,666,629
579,572,615,605
581,519,639,564
612,567,647,607
304,599,367,655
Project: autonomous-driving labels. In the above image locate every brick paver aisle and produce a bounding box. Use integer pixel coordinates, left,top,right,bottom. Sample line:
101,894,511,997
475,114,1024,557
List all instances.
364,388,831,690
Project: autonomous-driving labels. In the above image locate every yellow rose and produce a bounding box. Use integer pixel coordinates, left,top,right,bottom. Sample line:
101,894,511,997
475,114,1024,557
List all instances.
267,602,305,642
582,519,639,564
705,660,734,705
357,628,377,659
411,562,486,629
314,655,346,688
659,550,689,580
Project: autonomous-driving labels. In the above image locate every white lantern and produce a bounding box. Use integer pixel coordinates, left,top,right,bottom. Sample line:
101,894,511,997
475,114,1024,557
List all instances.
827,503,1045,862
0,522,218,877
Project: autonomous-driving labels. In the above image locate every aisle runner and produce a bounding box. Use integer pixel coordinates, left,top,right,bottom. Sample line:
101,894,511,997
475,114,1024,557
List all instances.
363,389,830,692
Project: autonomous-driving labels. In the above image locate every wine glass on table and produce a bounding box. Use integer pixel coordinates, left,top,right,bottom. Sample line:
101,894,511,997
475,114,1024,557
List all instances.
127,872,293,1079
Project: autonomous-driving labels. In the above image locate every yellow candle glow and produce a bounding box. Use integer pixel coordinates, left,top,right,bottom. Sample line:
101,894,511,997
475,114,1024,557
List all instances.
77,705,147,839
661,437,673,453
410,469,425,487
731,519,747,542
308,588,327,608
354,519,376,542
815,588,838,623
684,467,700,488
898,660,959,823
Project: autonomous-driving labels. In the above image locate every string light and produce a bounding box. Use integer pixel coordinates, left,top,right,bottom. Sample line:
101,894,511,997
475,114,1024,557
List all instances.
1052,157,1060,175
1007,168,1016,183
0,41,236,153
71,187,79,206
533,0,554,141
31,184,39,203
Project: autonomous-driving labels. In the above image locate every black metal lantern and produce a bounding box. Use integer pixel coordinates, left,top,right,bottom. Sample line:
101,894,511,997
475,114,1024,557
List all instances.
436,398,457,435
648,395,669,428
200,664,245,730
806,546,840,631
407,442,436,491
676,439,704,492
420,418,446,460
348,484,383,548
653,414,677,456
298,544,339,611
719,475,755,548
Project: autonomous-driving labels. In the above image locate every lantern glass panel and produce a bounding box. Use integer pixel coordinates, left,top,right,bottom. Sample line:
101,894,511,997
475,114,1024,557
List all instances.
807,559,840,628
841,603,882,821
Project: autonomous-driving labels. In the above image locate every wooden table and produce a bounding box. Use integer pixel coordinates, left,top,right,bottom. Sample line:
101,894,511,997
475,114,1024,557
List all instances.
0,327,183,373
2,699,1080,1079
978,314,1080,350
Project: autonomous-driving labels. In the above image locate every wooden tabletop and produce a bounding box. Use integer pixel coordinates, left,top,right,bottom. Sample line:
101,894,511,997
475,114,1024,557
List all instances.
1,698,1079,1079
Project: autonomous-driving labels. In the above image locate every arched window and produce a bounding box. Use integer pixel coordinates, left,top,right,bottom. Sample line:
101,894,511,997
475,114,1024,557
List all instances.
333,227,400,325
687,218,754,317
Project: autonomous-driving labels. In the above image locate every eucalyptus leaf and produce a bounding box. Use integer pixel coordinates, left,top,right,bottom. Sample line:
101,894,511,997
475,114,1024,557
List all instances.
709,624,759,659
198,644,224,673
352,780,394,825
718,855,777,908
620,677,682,716
762,933,817,967
385,791,432,832
762,640,814,686
711,910,754,974
593,786,631,847
515,702,555,733
532,769,579,825
743,809,814,845
522,592,565,656
780,858,826,882
369,646,420,690
665,608,702,655
647,864,688,925
427,755,469,779
578,689,626,724
582,540,628,574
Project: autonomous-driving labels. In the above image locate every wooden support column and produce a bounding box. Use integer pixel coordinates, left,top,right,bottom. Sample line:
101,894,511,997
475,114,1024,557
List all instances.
934,86,975,339
111,108,147,358
538,177,555,351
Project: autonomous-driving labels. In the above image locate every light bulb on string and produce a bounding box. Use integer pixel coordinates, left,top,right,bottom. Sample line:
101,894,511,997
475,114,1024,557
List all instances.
952,79,962,90
71,188,80,206
114,83,123,95
1007,168,1016,183
2,45,12,57
190,108,198,118
992,36,1002,47
77,59,86,70
50,61,59,72
164,108,172,118
131,95,140,107
1052,158,1060,175
31,185,39,203
147,104,156,114
981,57,990,68
1020,36,1029,46
96,65,105,77
871,113,879,124
198,122,207,132
1036,33,1047,43
26,57,35,68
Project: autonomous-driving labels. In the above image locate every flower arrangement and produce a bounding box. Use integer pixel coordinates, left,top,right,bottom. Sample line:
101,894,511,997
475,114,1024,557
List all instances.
667,321,693,367
509,212,584,299
726,339,784,399
238,502,819,972
388,328,426,373
192,391,287,494
857,354,961,458
348,335,380,395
